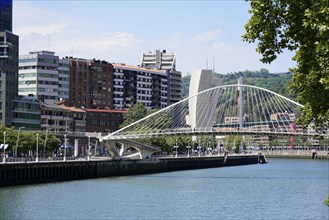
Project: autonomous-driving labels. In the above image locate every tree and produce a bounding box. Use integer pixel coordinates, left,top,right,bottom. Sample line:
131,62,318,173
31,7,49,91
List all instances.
325,196,329,207
242,0,329,126
121,102,148,127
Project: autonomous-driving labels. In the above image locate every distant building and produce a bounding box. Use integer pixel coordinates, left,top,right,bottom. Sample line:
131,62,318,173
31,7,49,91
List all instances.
0,0,12,32
0,0,18,126
18,51,59,105
141,49,176,70
112,63,168,110
58,58,70,101
141,49,182,104
86,108,125,132
67,58,114,109
11,96,40,130
40,102,86,132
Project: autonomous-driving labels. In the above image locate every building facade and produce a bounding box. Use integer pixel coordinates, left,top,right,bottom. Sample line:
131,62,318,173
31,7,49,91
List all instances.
68,58,114,109
18,51,59,105
0,0,18,126
40,103,86,132
0,0,12,32
11,96,40,130
86,109,125,132
141,49,182,104
58,58,70,101
113,63,168,110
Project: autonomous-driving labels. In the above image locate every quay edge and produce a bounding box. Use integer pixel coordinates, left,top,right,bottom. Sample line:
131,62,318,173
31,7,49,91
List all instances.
0,155,259,187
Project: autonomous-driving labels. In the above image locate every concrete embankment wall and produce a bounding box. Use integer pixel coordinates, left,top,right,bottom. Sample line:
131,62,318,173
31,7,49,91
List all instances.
263,151,329,160
0,155,258,187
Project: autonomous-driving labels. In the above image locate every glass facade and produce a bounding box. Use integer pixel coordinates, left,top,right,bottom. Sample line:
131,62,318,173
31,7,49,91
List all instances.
0,0,12,32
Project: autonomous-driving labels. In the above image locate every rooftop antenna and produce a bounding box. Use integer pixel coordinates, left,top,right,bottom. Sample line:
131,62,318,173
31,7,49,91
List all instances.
206,58,208,70
213,56,215,73
71,46,73,56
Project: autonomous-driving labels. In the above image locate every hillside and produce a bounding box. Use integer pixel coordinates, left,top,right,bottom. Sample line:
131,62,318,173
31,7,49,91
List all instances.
182,69,295,100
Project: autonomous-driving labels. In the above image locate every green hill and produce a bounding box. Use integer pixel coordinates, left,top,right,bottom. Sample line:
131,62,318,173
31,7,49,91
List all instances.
182,69,295,100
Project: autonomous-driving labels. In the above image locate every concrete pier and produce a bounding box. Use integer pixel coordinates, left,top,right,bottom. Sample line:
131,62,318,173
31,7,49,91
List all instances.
0,155,259,187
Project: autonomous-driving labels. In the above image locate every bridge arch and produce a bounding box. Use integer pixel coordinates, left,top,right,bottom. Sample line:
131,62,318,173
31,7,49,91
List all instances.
100,84,311,141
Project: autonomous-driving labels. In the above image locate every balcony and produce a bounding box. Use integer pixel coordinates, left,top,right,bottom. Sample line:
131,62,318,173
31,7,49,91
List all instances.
0,51,10,58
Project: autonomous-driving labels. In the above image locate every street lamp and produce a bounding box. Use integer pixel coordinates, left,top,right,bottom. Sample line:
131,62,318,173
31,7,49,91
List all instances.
43,127,52,157
3,131,6,163
186,145,191,158
15,126,25,157
87,136,90,161
63,134,67,162
197,140,202,157
173,139,179,158
36,133,39,162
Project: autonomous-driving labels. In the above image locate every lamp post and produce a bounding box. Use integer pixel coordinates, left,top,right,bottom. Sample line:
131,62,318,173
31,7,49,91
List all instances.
36,133,39,162
87,136,90,161
43,127,52,157
3,131,6,163
63,134,67,162
173,139,179,158
15,126,25,157
197,140,202,157
186,145,191,158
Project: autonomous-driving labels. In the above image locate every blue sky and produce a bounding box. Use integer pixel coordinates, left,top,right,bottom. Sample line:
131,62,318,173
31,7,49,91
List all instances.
13,0,295,75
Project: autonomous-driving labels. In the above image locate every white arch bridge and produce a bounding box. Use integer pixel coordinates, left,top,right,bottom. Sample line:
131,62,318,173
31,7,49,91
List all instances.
99,84,329,159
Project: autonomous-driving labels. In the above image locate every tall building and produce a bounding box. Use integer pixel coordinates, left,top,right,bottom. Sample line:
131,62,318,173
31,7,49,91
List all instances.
141,49,182,104
67,58,114,109
0,0,12,32
11,96,41,130
18,51,59,105
113,63,168,110
186,69,221,130
0,0,18,126
58,58,70,101
141,49,176,70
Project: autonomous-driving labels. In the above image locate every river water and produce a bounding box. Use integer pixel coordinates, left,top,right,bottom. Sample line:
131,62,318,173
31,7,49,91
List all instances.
0,158,328,220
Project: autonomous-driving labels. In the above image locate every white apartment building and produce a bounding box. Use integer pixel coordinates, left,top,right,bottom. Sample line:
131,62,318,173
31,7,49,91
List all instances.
141,49,182,104
18,51,59,105
112,63,168,110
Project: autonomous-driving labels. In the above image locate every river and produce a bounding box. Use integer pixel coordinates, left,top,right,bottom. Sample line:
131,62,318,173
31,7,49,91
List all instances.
0,158,328,219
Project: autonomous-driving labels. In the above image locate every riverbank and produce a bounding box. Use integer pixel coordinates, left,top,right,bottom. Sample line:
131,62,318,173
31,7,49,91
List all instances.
0,154,259,186
263,150,329,160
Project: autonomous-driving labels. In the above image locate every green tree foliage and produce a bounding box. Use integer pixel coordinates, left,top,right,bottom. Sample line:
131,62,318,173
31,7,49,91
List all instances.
242,0,329,125
182,70,294,99
325,196,329,207
121,102,148,127
0,125,60,155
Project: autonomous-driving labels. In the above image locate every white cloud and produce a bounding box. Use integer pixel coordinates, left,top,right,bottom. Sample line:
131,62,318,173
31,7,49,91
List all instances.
194,29,222,42
14,2,69,35
14,1,142,63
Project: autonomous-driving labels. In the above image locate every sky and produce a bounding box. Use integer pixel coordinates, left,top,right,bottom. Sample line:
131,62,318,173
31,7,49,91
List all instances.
13,0,296,76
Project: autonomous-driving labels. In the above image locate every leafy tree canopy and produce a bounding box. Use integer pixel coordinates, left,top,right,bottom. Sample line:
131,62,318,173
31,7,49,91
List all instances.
242,0,329,125
121,102,149,127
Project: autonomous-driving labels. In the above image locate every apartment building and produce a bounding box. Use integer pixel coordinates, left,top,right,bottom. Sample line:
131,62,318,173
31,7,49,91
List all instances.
141,49,182,104
86,108,125,132
67,58,113,109
40,102,86,132
18,51,59,105
112,63,168,110
58,58,70,101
